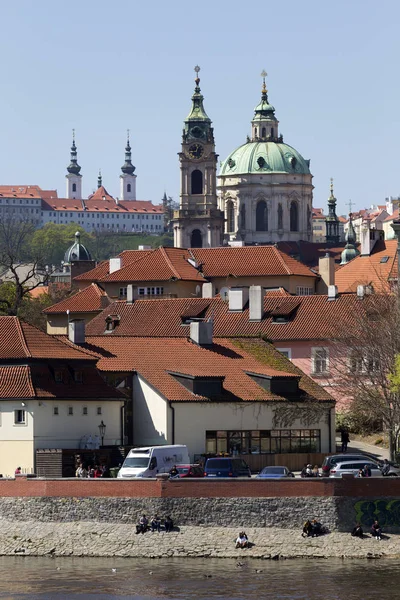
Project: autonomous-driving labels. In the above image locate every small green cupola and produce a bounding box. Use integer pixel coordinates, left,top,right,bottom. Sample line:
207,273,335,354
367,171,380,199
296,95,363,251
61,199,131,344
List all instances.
340,213,360,264
64,231,92,263
67,130,81,176
251,71,280,142
121,132,136,176
183,66,214,144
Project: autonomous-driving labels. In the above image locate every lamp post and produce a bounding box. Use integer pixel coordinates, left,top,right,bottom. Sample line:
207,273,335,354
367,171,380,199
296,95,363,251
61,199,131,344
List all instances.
98,420,106,447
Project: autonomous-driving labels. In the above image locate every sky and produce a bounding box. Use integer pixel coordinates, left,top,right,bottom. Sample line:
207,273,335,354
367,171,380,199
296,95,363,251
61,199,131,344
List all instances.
1,0,399,214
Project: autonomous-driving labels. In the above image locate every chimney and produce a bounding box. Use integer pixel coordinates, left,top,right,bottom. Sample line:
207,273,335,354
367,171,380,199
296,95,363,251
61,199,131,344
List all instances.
109,257,121,273
190,320,213,346
228,287,249,312
361,219,373,256
318,253,335,291
127,284,134,304
68,319,85,344
327,285,338,301
202,282,215,298
357,285,365,300
249,286,265,321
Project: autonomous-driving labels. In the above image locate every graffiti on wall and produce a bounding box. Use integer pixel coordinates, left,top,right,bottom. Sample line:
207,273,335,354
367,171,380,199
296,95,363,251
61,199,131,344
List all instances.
354,500,400,527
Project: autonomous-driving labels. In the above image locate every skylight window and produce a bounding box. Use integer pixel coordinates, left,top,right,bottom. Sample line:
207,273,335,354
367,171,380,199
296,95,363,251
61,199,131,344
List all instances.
380,256,389,263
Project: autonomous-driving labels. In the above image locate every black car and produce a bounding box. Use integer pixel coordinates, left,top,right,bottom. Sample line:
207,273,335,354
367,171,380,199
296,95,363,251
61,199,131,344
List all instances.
204,457,251,478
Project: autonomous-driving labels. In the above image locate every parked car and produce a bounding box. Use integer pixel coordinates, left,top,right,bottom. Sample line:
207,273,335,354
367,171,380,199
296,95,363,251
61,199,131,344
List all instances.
256,466,294,479
174,464,205,478
378,460,400,476
204,457,251,478
321,454,372,476
329,460,382,478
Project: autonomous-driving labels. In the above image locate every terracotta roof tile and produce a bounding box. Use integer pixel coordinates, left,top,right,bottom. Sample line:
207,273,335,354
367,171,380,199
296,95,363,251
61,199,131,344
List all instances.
335,239,398,293
43,283,109,314
74,250,152,282
80,336,332,403
0,366,35,398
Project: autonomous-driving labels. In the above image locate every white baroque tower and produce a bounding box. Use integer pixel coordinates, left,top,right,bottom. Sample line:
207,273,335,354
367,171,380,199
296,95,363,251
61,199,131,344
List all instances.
218,71,313,244
172,66,224,248
65,131,82,199
120,132,137,200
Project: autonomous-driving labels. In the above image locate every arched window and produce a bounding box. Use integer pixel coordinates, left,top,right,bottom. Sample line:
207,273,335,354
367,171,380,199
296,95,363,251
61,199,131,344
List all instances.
261,127,266,138
271,127,274,138
290,201,299,232
278,203,283,230
240,204,246,229
254,127,257,138
72,183,76,192
256,200,268,231
226,200,234,233
190,229,202,248
191,170,203,194
127,183,131,193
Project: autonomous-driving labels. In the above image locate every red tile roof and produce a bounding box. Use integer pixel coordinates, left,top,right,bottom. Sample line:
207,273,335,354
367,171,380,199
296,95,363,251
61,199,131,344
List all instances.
74,250,152,282
0,366,34,398
335,239,398,293
100,247,204,283
86,294,372,342
87,186,114,201
80,336,332,402
43,283,109,314
29,286,49,298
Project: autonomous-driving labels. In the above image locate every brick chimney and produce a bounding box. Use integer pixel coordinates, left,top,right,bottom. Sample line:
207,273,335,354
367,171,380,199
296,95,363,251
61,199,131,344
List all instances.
319,253,335,293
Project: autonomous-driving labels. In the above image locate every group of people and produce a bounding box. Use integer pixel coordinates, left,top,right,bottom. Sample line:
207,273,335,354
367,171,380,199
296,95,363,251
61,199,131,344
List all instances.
300,464,320,478
356,465,371,478
75,463,110,478
352,521,383,540
136,514,174,534
302,519,324,537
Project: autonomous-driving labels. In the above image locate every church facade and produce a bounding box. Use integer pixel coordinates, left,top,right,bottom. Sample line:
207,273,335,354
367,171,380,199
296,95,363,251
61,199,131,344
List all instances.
218,73,314,245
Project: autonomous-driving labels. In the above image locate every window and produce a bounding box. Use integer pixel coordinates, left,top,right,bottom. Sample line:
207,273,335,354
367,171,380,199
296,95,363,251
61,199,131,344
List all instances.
97,406,102,415
311,347,329,375
240,204,246,229
290,201,299,232
72,183,77,192
256,200,268,231
127,183,131,193
119,287,127,299
278,203,283,230
14,409,26,425
226,200,235,233
296,287,313,296
74,370,83,383
205,429,321,454
191,170,203,194
137,287,164,296
82,406,88,416
349,349,380,373
68,406,73,416
53,406,59,416
261,127,266,137
54,370,63,383
276,348,292,360
190,229,202,248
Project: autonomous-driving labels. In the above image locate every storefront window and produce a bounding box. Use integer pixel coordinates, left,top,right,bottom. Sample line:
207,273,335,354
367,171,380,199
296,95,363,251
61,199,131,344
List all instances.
205,429,321,455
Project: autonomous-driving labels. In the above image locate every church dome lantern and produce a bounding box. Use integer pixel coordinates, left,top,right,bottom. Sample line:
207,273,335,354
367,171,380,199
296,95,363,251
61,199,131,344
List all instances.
64,232,92,263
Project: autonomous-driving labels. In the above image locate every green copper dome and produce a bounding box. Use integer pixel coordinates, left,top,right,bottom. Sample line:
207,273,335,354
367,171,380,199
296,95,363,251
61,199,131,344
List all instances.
220,141,311,176
64,232,91,263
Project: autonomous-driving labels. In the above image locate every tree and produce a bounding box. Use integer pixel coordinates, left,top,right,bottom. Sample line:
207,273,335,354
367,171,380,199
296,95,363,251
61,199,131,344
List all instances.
162,193,178,232
31,223,91,267
332,293,400,460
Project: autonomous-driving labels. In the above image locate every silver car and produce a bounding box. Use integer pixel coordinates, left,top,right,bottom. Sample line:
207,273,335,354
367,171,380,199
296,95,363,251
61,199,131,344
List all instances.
329,460,382,478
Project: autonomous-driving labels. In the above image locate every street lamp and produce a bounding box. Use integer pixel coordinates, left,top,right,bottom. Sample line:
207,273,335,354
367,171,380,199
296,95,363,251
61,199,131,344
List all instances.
98,420,106,447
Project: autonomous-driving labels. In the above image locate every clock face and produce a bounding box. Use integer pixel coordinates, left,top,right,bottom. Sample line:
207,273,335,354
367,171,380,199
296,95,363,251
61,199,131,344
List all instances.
188,143,204,159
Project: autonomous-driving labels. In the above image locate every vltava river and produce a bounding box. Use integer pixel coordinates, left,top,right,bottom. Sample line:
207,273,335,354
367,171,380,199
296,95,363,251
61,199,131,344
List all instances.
0,556,397,599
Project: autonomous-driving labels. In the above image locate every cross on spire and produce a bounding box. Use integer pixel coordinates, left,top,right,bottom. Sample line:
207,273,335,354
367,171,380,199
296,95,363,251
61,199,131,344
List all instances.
127,128,130,142
261,69,268,93
346,199,354,214
72,128,75,142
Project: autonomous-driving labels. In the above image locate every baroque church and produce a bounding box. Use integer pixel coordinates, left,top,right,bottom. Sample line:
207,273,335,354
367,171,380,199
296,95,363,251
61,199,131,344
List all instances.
173,69,314,248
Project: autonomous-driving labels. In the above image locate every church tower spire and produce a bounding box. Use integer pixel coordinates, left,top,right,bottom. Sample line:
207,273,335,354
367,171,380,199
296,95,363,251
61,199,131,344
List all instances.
120,130,137,200
325,178,340,245
172,67,224,248
251,70,280,142
66,130,82,199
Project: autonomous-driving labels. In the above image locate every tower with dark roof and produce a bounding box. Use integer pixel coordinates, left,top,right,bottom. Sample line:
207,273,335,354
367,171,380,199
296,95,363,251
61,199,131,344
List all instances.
120,132,137,200
66,131,82,199
326,178,340,245
172,66,224,248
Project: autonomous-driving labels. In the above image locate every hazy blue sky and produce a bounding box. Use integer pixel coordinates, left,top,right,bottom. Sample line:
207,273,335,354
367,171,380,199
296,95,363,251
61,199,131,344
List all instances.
1,1,398,213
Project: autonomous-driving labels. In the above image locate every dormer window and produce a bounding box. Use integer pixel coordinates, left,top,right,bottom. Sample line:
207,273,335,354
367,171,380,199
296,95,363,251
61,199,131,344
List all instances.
54,370,63,383
74,370,83,383
105,314,121,332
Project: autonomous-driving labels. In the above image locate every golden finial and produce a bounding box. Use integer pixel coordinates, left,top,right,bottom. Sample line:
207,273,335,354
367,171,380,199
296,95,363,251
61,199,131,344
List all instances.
194,65,200,87
127,128,130,142
330,177,334,196
72,128,75,142
261,69,268,94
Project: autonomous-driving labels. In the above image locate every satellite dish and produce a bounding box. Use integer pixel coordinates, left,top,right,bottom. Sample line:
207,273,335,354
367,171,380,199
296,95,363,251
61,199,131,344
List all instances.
220,287,229,302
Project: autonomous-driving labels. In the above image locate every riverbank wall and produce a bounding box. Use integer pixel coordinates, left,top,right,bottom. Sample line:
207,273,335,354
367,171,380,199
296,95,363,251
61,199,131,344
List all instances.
0,476,399,558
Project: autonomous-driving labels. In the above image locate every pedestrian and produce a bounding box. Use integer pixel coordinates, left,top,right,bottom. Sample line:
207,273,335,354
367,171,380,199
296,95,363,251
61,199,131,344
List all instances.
235,531,249,548
136,514,149,534
363,464,372,478
371,520,382,540
169,465,179,478
151,514,161,532
341,429,350,453
164,515,174,532
312,465,320,477
15,467,21,475
351,523,364,538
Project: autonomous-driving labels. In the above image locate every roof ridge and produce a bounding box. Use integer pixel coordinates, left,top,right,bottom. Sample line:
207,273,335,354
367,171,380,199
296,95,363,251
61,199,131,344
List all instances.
16,318,32,358
159,247,183,280
26,365,35,397
275,247,292,275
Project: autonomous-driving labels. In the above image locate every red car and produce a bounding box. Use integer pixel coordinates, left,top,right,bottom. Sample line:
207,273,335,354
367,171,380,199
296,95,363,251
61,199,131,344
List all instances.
174,464,205,478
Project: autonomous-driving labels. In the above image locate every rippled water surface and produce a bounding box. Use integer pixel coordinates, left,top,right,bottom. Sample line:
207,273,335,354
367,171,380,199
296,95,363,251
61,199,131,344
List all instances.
0,556,398,599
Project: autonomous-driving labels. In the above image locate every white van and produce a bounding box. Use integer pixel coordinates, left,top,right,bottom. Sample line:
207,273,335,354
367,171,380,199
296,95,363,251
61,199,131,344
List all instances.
117,445,190,479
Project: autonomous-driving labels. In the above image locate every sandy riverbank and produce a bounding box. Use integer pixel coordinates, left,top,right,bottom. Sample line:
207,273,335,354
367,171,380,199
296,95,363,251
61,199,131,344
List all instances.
0,521,398,559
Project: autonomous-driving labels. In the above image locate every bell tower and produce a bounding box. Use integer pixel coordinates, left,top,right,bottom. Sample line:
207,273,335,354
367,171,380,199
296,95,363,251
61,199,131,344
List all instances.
65,130,82,199
172,66,224,248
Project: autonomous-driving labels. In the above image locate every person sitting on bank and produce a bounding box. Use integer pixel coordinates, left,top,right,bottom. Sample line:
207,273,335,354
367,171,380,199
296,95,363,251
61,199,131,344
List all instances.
371,520,382,540
311,519,323,537
164,516,174,533
351,523,364,538
312,465,320,477
136,514,149,534
151,514,161,532
235,531,249,548
169,465,179,478
302,520,313,537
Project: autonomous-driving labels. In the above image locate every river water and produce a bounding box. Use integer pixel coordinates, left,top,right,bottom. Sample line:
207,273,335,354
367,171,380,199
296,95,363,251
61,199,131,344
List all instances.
0,556,397,599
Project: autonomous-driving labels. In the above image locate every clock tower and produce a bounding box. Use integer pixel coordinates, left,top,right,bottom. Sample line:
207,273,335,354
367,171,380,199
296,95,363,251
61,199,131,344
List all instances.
173,67,224,248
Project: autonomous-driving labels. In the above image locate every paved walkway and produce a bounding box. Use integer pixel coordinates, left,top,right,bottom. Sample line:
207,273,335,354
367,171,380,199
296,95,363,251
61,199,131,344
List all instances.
335,437,390,461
